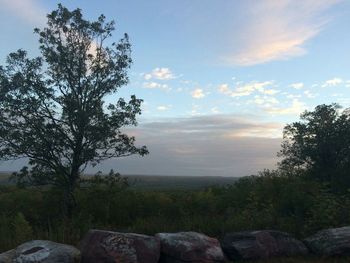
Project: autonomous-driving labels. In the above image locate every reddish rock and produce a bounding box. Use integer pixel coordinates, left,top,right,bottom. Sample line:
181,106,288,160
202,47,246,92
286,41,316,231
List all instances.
156,231,225,263
80,229,160,263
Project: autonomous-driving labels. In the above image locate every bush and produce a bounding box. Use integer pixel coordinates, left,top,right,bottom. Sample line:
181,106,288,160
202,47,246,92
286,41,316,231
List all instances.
12,212,33,245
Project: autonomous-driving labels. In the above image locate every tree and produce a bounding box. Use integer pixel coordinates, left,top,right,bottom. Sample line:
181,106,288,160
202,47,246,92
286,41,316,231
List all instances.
278,104,350,191
0,5,148,217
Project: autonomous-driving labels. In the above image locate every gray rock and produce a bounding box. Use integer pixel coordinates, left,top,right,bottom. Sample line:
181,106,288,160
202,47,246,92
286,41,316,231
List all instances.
221,230,308,261
156,231,225,263
80,229,160,263
0,240,80,263
304,226,350,256
0,249,15,263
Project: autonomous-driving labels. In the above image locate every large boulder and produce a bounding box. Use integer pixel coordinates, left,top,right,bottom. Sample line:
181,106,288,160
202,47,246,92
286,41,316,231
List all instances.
221,230,308,261
80,229,160,263
0,249,15,263
304,226,350,256
156,231,225,263
0,240,80,263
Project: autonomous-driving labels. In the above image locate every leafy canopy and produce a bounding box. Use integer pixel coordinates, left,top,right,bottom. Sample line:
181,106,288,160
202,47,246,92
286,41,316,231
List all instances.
0,4,148,189
279,104,350,190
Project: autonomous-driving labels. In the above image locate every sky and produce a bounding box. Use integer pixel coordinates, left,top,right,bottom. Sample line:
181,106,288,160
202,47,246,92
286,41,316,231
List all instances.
0,0,350,177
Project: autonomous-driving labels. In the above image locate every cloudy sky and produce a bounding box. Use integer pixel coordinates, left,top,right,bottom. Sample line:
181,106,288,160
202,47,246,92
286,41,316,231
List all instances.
1,0,350,176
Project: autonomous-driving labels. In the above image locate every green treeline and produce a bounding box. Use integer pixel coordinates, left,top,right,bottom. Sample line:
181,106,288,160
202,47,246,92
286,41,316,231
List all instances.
1,170,350,252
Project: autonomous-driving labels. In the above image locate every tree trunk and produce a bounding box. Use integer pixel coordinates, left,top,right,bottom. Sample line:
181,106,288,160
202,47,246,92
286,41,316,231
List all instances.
63,182,76,219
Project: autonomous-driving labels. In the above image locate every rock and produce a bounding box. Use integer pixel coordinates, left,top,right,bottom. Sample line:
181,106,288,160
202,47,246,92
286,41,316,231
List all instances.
0,240,80,263
221,230,308,261
80,229,160,263
156,231,225,263
0,249,15,263
304,226,350,256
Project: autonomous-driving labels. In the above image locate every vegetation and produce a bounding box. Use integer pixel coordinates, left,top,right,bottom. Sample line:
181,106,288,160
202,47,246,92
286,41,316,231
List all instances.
279,104,350,192
0,4,350,263
0,103,348,262
0,169,350,253
0,4,147,217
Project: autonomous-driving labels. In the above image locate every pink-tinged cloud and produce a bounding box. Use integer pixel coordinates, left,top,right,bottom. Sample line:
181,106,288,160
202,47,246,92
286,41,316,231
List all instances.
224,0,341,66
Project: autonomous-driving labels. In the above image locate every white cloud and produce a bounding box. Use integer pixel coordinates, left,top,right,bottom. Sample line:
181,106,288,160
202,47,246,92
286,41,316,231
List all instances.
218,81,274,97
331,93,343,97
289,82,304,90
157,105,172,111
253,95,279,106
191,88,205,99
286,94,302,99
143,82,170,91
0,0,46,24
143,67,175,80
262,89,280,95
224,0,340,66
144,74,152,80
322,78,343,87
304,90,318,98
265,99,307,115
218,84,232,96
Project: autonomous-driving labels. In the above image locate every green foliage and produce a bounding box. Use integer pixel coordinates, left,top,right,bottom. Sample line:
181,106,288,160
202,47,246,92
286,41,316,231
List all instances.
1,170,350,252
0,4,147,217
279,104,350,192
12,212,33,245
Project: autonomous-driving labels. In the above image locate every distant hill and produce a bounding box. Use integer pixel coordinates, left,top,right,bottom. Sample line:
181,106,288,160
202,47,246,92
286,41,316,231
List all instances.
0,172,240,190
125,174,239,190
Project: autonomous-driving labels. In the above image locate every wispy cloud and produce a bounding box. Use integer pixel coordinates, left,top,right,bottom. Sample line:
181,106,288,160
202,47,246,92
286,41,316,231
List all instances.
265,99,307,115
322,77,343,87
289,82,304,90
157,105,172,111
143,67,176,80
143,81,171,91
304,90,318,98
218,81,274,97
0,0,46,25
138,115,284,139
224,0,340,66
253,95,279,107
